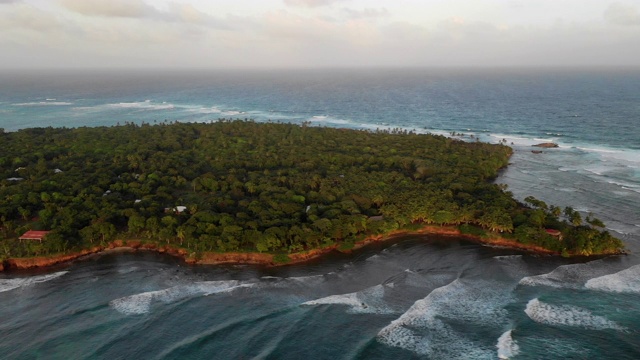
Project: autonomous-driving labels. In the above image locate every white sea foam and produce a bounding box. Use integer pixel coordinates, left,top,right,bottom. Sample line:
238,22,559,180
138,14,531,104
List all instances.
302,284,393,314
110,100,175,110
577,147,640,169
496,330,520,360
488,133,549,147
189,106,222,114
377,279,509,358
602,178,640,191
0,271,68,293
109,280,241,315
74,100,175,112
285,274,327,284
13,101,73,106
222,110,243,116
401,270,458,289
493,255,523,260
585,265,640,294
308,116,351,125
117,266,139,275
365,254,380,261
524,298,625,331
576,146,618,154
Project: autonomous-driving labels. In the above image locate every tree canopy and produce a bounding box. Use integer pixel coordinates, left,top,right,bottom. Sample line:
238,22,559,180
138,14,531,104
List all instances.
0,120,623,259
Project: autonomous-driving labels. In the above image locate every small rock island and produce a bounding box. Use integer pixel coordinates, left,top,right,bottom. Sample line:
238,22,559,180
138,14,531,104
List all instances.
533,142,559,148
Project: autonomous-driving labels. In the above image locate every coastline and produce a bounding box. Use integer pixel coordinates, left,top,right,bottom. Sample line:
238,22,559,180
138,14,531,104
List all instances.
0,224,597,273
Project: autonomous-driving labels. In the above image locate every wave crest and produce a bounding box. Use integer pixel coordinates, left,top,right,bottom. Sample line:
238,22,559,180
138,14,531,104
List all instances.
496,330,520,360
302,284,392,314
377,279,508,358
585,265,640,294
524,298,625,331
109,280,241,315
0,271,68,293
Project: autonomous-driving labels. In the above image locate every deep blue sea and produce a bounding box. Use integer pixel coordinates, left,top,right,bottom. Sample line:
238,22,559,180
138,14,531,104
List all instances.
1,68,639,359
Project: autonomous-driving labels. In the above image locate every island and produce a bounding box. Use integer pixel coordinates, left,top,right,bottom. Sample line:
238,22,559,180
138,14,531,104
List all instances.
0,121,624,271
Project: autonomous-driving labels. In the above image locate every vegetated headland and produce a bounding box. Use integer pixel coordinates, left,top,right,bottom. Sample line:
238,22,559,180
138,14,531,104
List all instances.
0,120,624,271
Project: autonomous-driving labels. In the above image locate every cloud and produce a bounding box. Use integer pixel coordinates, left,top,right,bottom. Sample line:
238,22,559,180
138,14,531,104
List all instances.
2,1,640,69
58,0,230,29
342,8,389,19
283,0,347,8
604,3,640,26
59,0,154,18
0,3,63,32
0,0,21,4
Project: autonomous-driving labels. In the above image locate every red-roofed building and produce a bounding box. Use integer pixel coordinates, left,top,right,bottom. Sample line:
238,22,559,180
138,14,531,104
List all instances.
19,230,50,242
545,229,563,240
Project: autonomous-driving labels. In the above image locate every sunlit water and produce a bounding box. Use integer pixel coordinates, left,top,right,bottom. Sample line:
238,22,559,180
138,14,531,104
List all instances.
1,69,639,359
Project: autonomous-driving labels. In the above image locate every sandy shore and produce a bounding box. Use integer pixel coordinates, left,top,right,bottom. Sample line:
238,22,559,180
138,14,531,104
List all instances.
0,225,598,272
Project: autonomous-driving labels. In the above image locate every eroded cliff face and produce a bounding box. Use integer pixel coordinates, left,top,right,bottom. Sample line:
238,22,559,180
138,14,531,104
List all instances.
195,252,274,265
5,247,102,270
2,225,566,273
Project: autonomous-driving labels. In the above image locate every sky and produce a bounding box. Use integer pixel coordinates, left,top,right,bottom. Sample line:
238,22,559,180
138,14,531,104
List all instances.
0,0,639,69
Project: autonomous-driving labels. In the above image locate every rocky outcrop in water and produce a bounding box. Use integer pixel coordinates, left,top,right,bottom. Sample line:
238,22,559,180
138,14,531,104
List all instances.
532,143,559,148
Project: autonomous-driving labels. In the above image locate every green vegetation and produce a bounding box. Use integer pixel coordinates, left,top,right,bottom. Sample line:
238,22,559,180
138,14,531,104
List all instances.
0,120,623,260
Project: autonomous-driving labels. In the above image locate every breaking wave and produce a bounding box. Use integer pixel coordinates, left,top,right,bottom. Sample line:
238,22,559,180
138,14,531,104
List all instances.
0,271,68,293
585,265,640,294
302,284,393,314
496,330,520,360
524,298,625,331
376,279,510,358
518,261,614,289
109,280,242,315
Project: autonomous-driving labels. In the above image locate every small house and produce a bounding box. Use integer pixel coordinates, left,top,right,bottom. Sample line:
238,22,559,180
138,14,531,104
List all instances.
545,229,563,240
19,230,50,242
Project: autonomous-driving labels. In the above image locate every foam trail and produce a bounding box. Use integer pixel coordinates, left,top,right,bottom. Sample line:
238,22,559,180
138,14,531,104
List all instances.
302,284,392,314
0,271,68,293
496,330,520,359
585,265,640,294
109,280,241,315
524,299,625,331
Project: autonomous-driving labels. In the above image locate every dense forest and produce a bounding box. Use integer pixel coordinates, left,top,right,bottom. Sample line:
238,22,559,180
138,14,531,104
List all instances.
0,121,623,261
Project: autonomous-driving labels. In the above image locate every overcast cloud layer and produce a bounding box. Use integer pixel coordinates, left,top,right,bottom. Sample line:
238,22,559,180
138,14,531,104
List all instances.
0,0,638,69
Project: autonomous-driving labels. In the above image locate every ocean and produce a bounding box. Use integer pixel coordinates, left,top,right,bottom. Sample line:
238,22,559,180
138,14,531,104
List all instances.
0,68,639,359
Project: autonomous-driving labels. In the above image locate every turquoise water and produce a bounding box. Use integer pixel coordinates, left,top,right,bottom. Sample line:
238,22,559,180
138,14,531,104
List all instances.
1,69,639,359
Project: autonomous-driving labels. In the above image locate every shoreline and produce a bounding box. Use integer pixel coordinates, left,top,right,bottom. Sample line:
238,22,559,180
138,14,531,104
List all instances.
0,225,622,273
